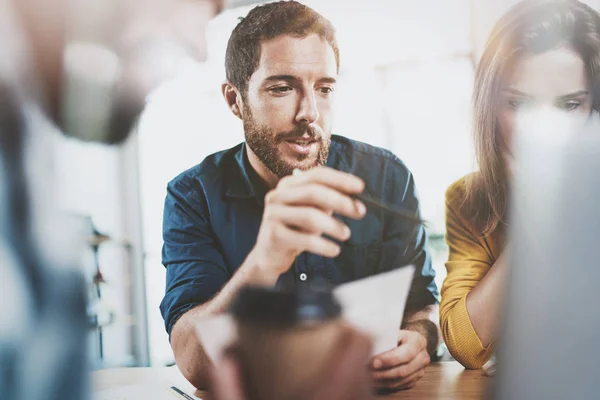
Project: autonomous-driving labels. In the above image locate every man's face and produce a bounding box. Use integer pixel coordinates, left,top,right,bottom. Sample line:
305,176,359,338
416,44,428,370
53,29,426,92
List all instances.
242,34,338,178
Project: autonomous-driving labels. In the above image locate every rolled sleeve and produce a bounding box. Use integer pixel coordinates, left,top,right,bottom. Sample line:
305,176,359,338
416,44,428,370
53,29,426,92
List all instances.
404,224,439,310
384,159,439,310
160,176,230,335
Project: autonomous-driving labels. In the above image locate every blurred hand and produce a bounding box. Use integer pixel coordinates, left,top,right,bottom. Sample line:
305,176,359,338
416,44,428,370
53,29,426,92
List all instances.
210,326,373,400
249,167,366,277
370,330,430,391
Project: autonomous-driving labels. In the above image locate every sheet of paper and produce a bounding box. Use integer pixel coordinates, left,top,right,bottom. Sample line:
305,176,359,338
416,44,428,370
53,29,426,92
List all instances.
195,266,416,362
195,312,236,363
93,383,201,400
333,266,415,355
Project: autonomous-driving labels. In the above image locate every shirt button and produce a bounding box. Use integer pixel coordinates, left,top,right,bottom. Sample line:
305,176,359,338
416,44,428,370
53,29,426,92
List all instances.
299,273,307,281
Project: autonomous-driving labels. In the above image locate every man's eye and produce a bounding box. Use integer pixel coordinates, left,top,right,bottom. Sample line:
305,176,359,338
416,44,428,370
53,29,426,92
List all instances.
558,101,581,111
270,86,292,94
318,87,334,94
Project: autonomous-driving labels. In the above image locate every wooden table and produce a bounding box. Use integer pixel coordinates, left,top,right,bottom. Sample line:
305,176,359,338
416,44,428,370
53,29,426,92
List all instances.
93,361,490,399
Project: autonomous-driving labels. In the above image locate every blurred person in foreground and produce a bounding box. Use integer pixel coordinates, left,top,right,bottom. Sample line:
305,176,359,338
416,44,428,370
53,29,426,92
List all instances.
161,0,440,393
440,0,600,370
0,0,222,399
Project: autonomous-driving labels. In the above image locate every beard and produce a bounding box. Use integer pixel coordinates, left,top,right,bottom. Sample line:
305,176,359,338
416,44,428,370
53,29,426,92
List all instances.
242,105,331,178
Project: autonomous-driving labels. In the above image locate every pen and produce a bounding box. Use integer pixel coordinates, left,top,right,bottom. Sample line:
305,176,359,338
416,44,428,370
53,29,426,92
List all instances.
292,168,425,225
170,386,195,400
356,193,425,225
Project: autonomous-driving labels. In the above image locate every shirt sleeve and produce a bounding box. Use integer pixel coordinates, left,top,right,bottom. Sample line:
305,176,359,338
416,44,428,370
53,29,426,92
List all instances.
160,176,230,336
383,160,439,311
440,182,495,369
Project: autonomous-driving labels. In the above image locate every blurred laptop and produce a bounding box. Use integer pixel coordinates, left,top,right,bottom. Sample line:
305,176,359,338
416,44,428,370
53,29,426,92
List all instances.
493,113,600,399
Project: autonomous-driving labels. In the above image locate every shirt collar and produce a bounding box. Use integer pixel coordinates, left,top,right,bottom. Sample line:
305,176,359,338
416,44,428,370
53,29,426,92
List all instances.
225,143,268,203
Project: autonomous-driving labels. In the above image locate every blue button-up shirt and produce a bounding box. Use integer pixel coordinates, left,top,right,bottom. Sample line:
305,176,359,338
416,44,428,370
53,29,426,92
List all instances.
161,135,439,335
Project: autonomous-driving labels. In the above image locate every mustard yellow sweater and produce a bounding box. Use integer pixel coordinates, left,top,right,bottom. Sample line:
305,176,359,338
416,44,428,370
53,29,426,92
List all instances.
440,177,504,369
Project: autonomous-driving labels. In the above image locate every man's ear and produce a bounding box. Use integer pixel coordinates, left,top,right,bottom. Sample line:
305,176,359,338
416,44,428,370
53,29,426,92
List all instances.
222,81,244,120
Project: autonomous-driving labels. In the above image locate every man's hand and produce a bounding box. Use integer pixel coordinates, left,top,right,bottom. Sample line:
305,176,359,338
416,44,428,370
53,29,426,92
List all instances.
249,167,366,277
370,330,430,391
210,326,373,400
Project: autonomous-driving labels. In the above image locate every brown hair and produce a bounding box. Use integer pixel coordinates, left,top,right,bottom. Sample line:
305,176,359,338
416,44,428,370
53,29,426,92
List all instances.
225,0,339,97
465,0,600,236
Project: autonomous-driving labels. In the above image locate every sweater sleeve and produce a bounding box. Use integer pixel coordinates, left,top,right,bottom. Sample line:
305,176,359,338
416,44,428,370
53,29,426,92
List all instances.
439,179,496,369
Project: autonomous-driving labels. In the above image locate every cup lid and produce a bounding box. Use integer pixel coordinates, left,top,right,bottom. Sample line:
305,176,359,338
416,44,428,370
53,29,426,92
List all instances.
230,285,341,327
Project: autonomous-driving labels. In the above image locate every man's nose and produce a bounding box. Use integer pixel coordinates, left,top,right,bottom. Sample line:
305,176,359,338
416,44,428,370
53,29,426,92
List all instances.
295,91,319,125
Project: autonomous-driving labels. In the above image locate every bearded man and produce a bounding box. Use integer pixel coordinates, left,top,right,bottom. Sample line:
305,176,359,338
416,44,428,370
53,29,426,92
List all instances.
161,1,440,392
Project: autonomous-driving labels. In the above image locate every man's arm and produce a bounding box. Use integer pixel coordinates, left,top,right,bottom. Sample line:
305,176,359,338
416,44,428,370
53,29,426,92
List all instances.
402,304,440,358
370,159,440,391
385,162,440,354
370,303,439,392
165,168,367,389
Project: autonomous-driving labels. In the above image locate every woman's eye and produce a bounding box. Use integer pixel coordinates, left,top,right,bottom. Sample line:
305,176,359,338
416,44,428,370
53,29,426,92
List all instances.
508,99,528,110
558,101,581,111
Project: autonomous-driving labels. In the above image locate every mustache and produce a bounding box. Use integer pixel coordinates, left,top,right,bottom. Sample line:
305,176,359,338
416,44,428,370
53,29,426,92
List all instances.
275,125,323,142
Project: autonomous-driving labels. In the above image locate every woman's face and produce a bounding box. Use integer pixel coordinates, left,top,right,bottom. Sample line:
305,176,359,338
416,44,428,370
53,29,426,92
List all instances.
497,47,592,154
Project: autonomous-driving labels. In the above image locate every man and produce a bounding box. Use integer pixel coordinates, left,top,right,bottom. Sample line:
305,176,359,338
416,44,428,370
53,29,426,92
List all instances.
161,0,440,392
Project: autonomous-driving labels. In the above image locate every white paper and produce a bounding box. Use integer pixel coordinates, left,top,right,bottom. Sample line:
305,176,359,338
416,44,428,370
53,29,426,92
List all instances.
195,312,237,364
93,383,201,400
195,266,416,362
333,266,415,355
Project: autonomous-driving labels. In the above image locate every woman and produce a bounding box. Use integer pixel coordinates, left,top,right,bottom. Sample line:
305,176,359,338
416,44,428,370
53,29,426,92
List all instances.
440,0,600,369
